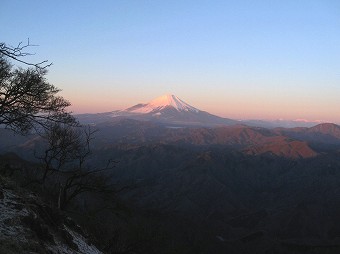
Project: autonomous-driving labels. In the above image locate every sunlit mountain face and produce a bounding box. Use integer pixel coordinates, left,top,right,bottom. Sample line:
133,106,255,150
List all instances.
123,94,200,114
77,94,237,127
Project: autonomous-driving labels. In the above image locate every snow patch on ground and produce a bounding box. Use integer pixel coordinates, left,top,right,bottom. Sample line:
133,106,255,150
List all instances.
64,225,101,254
0,179,102,254
0,188,29,242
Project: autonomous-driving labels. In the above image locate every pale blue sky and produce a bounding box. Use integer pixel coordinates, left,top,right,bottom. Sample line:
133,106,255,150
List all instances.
1,1,340,122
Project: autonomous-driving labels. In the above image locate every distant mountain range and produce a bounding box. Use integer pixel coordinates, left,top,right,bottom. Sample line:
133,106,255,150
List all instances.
1,93,340,161
76,94,327,128
2,95,340,253
3,118,340,160
93,120,340,159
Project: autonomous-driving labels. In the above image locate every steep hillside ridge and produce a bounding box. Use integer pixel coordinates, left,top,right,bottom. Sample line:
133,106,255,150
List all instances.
169,126,318,158
90,122,318,159
1,120,319,160
275,123,340,148
308,123,340,137
244,138,317,158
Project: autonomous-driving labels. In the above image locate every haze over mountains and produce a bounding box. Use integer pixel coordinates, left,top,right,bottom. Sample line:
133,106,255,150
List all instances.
77,94,325,128
3,94,340,161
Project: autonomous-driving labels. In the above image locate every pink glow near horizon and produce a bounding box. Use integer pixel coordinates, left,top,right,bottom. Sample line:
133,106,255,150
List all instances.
66,94,337,124
3,1,339,124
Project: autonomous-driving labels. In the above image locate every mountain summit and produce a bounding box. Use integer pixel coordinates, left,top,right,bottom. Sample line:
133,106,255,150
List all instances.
125,94,199,113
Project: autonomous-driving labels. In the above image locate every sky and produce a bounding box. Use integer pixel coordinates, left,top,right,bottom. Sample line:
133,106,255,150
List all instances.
1,1,340,122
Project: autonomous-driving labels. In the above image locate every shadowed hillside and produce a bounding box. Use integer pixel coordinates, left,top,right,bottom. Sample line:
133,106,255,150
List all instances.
2,120,340,253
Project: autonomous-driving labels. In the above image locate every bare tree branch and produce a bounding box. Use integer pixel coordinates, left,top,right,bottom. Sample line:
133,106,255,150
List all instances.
0,39,52,69
35,123,122,210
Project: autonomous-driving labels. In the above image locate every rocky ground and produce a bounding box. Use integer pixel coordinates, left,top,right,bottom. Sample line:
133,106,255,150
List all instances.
0,175,102,254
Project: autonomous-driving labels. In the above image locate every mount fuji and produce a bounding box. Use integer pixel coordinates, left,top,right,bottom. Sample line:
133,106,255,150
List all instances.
78,94,237,127
123,94,200,114
110,94,237,126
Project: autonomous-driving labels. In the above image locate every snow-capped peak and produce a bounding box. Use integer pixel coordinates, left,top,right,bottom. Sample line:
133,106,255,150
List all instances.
125,94,200,114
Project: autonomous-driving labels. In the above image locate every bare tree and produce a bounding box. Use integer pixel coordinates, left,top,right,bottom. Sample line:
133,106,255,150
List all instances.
0,40,118,210
0,41,76,133
38,123,117,210
39,123,89,182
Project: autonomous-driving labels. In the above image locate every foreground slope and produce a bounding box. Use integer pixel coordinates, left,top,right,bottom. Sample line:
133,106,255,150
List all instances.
0,174,102,254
